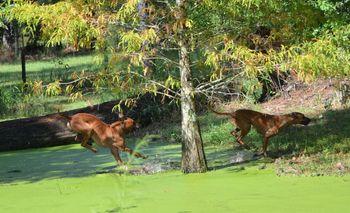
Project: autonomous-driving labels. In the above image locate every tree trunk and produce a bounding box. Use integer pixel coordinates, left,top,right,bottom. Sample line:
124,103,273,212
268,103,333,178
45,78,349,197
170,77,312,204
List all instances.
176,0,207,174
179,40,207,173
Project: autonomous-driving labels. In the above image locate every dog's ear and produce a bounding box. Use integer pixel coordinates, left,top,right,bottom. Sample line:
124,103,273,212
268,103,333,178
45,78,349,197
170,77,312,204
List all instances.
110,121,123,128
290,112,308,121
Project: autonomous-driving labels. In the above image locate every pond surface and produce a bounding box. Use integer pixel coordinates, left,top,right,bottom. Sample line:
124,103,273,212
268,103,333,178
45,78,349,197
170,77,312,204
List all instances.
1,142,349,212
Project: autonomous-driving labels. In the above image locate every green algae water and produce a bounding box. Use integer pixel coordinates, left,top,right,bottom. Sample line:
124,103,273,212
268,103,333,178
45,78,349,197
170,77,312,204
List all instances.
1,144,350,213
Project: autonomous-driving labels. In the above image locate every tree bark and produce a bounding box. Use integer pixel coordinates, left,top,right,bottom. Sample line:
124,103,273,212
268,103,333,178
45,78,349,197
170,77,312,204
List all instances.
178,41,207,173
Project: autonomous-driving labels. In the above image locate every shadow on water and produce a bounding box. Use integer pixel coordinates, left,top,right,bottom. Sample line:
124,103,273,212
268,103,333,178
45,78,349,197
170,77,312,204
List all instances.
0,144,110,184
0,139,182,184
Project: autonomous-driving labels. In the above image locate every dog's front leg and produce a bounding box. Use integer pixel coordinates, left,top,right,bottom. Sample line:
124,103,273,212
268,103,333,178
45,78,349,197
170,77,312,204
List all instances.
261,137,269,157
110,147,123,165
259,128,278,157
116,144,147,159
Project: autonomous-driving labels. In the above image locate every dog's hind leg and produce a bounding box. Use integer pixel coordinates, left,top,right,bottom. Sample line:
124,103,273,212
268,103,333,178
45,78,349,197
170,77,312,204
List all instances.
230,118,251,148
75,133,93,145
230,128,240,137
80,132,97,153
231,128,245,147
235,124,251,150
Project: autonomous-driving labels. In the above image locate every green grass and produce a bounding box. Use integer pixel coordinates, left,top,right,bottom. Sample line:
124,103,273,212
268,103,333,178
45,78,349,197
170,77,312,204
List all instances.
0,90,117,121
0,54,121,121
0,54,100,85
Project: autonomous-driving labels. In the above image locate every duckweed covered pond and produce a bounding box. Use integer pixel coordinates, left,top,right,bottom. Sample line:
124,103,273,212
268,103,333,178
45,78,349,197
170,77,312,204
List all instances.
1,142,350,213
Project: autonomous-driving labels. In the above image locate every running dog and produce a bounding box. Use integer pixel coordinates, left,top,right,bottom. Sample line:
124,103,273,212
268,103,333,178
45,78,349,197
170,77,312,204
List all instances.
60,113,146,165
210,107,311,157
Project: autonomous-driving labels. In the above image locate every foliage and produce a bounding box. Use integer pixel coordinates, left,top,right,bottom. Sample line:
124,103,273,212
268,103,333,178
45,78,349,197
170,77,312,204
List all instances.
288,25,350,81
1,0,348,103
242,77,263,102
0,86,22,116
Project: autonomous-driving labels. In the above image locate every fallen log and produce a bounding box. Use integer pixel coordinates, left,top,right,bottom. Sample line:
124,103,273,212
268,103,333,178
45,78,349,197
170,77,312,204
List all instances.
0,101,120,151
0,93,179,151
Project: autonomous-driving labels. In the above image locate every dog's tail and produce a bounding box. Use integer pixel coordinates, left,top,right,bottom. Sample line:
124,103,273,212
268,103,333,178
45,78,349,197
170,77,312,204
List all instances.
57,113,72,121
208,105,233,116
57,112,73,130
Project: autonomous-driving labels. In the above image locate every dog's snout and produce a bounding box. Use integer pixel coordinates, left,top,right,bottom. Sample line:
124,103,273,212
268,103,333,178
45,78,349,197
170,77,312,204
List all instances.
302,117,311,125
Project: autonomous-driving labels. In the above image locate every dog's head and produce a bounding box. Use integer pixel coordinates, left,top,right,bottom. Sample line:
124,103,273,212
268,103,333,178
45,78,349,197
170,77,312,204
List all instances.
111,113,140,133
289,112,311,125
122,117,140,131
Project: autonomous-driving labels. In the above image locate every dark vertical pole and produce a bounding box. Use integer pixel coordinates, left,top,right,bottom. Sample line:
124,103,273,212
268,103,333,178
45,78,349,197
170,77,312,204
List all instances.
20,30,27,84
21,47,26,84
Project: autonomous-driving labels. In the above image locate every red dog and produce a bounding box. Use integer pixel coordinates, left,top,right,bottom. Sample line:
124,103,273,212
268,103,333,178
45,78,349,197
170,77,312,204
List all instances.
211,107,311,157
60,113,146,165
